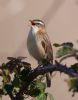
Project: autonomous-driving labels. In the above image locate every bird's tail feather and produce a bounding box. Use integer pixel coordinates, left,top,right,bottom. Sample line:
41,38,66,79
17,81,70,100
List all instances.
46,73,51,87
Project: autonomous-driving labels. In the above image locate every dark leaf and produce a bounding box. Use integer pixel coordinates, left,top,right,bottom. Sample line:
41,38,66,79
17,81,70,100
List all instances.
2,63,7,69
6,57,31,74
3,83,13,94
0,89,3,95
22,62,31,69
7,57,16,61
7,56,26,61
66,78,78,96
71,63,78,73
12,76,20,87
53,43,61,47
20,69,30,81
62,42,73,48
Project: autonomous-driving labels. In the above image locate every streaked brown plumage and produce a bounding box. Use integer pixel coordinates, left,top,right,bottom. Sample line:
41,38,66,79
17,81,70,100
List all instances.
27,19,53,87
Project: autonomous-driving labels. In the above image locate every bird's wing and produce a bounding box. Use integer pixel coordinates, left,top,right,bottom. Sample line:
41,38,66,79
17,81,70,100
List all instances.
41,32,53,62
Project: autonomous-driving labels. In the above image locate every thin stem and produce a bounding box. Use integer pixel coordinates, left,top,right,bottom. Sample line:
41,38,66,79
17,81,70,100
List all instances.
59,54,74,63
59,49,78,63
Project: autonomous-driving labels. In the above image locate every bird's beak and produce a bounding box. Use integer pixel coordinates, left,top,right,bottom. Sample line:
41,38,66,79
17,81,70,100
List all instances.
29,20,35,25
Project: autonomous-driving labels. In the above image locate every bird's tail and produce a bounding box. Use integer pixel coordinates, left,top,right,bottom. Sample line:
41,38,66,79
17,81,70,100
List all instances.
46,72,51,87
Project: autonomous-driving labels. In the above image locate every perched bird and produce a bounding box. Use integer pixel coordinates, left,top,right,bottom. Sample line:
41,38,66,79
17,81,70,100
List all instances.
27,19,53,87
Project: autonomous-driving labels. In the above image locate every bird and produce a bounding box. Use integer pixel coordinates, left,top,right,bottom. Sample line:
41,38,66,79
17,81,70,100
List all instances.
27,19,53,87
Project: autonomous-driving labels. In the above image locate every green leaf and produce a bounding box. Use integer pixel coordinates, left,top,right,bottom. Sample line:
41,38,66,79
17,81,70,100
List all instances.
28,80,46,97
35,93,47,100
3,75,11,83
35,81,45,92
3,69,9,76
2,63,7,69
53,43,61,47
56,46,73,58
28,82,41,96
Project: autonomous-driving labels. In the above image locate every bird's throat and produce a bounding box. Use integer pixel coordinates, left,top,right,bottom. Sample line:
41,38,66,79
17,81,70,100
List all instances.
31,26,39,35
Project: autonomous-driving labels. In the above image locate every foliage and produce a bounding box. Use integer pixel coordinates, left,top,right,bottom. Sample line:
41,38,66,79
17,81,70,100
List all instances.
53,42,74,58
54,42,78,96
0,42,78,100
0,57,31,100
0,57,53,100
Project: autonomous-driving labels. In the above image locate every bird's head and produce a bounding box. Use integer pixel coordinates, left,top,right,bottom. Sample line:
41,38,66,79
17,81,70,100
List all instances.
29,19,45,34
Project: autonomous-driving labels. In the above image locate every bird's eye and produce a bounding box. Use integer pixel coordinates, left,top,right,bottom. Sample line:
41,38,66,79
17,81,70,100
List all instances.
36,23,40,25
36,23,44,27
36,23,40,27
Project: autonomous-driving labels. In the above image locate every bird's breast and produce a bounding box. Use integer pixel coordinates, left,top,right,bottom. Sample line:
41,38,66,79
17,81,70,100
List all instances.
27,30,45,61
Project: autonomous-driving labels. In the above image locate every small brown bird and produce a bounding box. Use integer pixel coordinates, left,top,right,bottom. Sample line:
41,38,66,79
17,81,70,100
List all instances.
27,19,53,87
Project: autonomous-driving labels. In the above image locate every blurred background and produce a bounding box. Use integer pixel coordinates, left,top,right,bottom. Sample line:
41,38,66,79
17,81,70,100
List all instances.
0,0,78,99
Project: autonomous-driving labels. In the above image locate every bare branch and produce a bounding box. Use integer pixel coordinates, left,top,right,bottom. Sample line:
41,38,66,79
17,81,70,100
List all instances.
27,61,78,83
13,61,78,100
